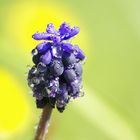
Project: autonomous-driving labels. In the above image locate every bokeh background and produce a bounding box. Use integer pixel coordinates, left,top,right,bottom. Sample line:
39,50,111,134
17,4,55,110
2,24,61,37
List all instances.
0,0,140,140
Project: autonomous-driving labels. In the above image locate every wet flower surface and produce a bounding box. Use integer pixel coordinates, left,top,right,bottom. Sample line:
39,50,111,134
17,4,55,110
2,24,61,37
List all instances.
27,22,86,112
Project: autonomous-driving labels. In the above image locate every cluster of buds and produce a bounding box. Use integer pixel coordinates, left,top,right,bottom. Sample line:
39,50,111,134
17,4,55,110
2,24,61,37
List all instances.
27,22,85,112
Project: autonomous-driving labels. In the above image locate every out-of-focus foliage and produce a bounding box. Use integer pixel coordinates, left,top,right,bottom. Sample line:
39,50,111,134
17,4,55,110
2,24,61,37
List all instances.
0,0,140,140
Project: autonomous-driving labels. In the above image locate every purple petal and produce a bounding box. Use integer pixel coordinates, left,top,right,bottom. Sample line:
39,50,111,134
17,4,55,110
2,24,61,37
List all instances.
70,26,80,37
40,50,52,65
46,23,56,34
61,43,73,53
32,32,51,40
59,22,71,35
36,42,52,53
74,45,85,60
63,26,80,40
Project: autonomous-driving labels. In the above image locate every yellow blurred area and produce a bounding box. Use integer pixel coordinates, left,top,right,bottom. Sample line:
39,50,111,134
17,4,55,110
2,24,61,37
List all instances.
5,1,88,53
0,68,30,137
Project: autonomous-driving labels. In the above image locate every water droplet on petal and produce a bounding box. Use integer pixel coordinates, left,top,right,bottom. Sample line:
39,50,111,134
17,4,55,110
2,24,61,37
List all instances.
79,90,85,97
32,77,40,85
51,46,62,58
69,97,73,102
37,62,47,73
30,67,37,74
46,88,51,94
30,84,34,88
49,83,53,87
32,49,38,56
81,57,87,65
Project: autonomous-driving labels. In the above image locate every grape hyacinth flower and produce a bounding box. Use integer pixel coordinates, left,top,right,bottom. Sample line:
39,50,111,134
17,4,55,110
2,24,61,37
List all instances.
27,22,86,140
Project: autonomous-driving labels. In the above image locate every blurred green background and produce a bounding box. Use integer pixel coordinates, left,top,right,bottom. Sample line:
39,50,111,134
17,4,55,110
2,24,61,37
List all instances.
0,0,140,140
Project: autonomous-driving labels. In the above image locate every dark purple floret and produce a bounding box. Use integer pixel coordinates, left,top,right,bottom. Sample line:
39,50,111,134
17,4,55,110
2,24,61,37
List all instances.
49,59,64,77
63,69,76,82
40,50,52,65
32,54,41,65
61,43,73,53
74,62,83,76
73,45,85,60
70,80,81,96
36,42,52,53
27,22,86,112
62,52,77,66
37,63,47,72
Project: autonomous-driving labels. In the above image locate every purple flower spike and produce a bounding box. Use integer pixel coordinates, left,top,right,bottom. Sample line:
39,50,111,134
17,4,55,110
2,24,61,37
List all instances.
40,50,52,65
46,23,56,34
32,32,51,40
28,22,86,112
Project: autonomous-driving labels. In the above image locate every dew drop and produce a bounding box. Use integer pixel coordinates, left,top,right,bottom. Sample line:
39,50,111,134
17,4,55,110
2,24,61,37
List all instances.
30,83,34,88
46,88,51,94
31,67,37,74
32,49,38,56
73,50,78,56
49,83,53,87
52,47,57,56
52,46,62,58
32,77,40,85
69,97,73,102
27,65,31,70
55,77,59,80
37,62,47,73
79,90,85,97
81,57,87,65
